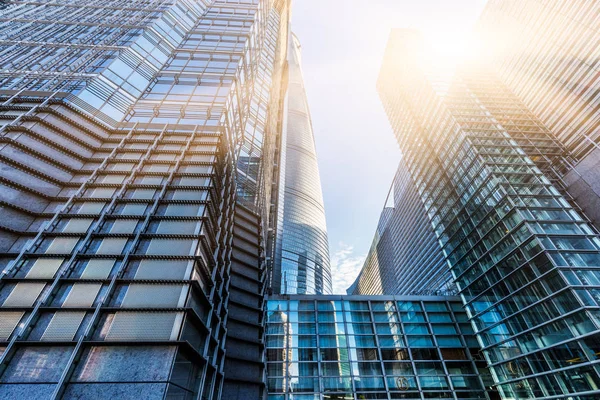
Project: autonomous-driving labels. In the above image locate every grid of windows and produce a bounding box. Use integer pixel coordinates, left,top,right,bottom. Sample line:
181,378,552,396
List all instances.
266,296,495,400
0,0,292,399
478,0,600,233
0,123,232,399
350,160,453,296
378,30,600,399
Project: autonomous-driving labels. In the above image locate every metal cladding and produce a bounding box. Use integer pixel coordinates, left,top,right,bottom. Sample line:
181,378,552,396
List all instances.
0,1,291,399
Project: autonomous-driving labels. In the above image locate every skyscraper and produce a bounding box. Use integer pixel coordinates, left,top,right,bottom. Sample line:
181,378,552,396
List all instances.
349,159,452,296
0,1,290,399
271,33,332,295
377,30,600,399
477,0,600,231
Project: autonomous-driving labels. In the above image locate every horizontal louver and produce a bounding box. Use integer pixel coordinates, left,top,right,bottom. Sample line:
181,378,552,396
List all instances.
41,311,86,341
105,312,181,341
3,283,45,307
25,258,64,279
122,284,186,308
80,259,114,279
0,312,24,340
63,283,102,307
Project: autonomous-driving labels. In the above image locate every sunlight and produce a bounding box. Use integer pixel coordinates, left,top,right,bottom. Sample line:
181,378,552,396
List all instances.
420,28,484,70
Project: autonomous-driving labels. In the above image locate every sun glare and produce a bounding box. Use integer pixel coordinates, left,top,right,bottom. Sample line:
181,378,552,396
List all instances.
419,24,484,70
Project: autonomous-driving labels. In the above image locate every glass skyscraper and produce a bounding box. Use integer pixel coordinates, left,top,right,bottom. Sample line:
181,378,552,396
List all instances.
377,30,600,399
0,1,291,399
477,0,600,232
271,33,332,295
349,159,452,296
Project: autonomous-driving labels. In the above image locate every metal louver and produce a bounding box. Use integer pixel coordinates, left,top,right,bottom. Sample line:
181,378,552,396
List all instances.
134,260,189,280
41,311,86,341
25,258,64,279
63,283,102,307
45,238,78,254
105,312,181,341
80,259,114,279
95,238,127,255
122,284,186,308
3,283,46,307
62,218,94,233
0,312,24,340
146,239,195,256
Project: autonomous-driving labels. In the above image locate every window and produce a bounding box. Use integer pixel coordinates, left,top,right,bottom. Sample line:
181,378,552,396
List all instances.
0,311,25,340
120,203,147,215
41,311,87,341
88,187,116,198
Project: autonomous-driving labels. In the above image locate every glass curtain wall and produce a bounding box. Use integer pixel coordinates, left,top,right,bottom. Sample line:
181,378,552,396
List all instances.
266,295,495,400
377,30,600,399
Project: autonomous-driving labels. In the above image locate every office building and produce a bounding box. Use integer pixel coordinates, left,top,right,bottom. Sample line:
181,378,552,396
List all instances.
271,33,332,295
377,30,600,399
349,159,453,296
266,295,498,400
0,1,290,399
477,0,600,230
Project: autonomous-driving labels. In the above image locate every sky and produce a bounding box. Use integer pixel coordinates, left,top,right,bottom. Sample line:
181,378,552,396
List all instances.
291,0,488,293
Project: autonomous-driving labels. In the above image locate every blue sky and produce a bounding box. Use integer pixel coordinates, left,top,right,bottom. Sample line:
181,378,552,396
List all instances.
291,0,488,293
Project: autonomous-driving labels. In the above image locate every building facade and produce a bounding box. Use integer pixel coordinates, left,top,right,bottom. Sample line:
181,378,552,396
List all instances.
349,159,453,296
266,295,498,400
477,0,600,231
271,34,332,295
0,1,291,399
377,30,600,399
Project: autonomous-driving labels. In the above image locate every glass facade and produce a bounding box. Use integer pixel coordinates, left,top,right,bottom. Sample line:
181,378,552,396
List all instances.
266,295,496,400
0,1,291,399
478,0,600,160
350,160,453,296
477,0,600,232
377,30,600,399
272,33,332,295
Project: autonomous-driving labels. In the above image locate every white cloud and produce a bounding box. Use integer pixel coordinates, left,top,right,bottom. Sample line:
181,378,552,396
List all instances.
330,242,366,294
